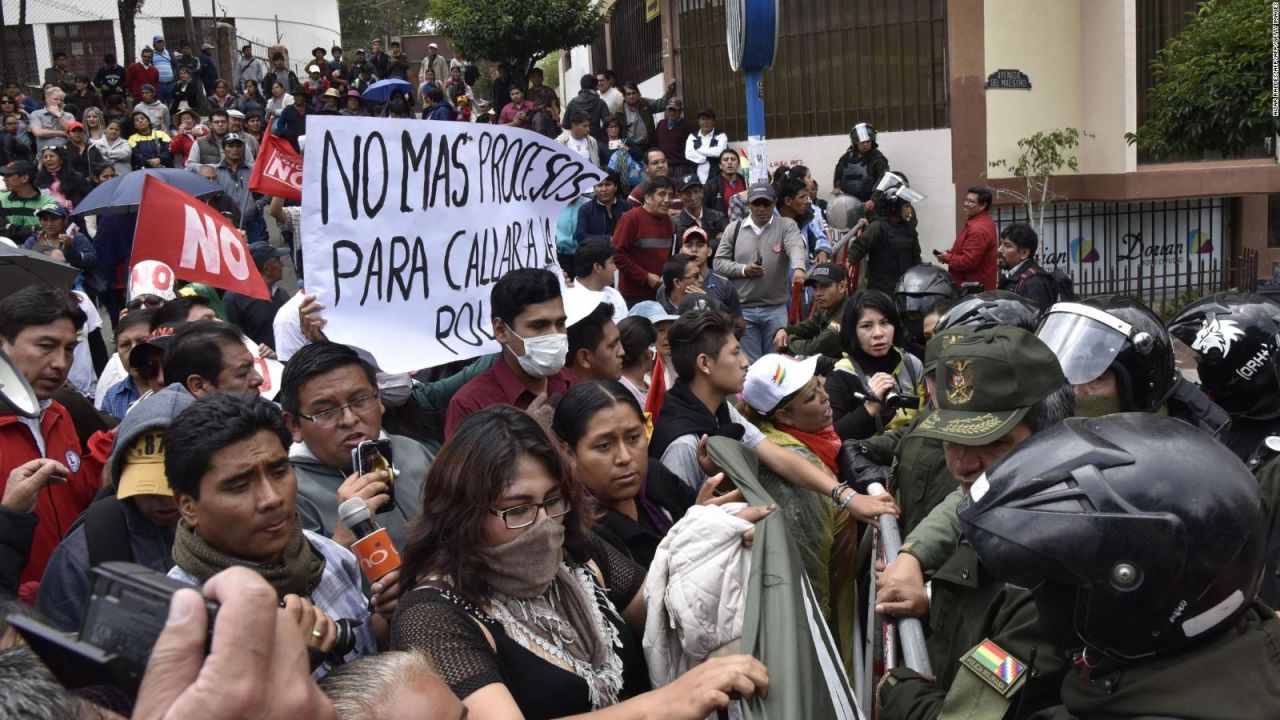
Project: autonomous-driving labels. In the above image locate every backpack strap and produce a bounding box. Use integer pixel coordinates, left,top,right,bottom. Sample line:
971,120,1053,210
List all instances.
1013,264,1041,293
83,496,136,568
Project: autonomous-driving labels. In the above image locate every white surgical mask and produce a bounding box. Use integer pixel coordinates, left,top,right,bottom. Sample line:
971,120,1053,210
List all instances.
508,329,568,378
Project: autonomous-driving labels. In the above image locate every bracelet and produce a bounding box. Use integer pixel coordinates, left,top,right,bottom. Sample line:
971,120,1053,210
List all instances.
830,482,849,503
836,488,856,512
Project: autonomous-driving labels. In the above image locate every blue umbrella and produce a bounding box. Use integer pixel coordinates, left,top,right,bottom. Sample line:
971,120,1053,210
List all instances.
361,78,414,103
73,168,223,217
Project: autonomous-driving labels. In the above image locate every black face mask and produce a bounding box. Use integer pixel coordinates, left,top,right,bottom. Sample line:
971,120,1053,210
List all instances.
902,315,926,359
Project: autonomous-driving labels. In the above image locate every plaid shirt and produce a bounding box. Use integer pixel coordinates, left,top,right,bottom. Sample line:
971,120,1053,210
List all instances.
169,529,377,675
100,378,141,420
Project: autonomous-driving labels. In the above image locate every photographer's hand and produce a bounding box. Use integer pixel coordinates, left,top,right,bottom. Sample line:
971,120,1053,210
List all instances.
134,567,338,720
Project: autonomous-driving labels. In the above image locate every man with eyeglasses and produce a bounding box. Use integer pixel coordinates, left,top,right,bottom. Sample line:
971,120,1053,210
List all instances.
714,182,808,363
280,341,431,549
626,148,671,207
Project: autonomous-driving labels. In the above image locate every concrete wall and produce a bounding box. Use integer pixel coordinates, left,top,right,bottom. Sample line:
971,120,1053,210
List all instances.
984,0,1137,180
756,130,957,255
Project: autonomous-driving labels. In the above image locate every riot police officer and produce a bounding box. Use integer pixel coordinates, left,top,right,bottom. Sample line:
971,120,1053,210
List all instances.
895,264,959,358
1169,292,1280,606
833,122,890,208
960,413,1280,720
845,184,923,294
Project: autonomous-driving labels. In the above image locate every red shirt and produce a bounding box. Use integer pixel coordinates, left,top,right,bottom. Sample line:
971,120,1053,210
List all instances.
611,206,675,298
125,62,160,99
445,355,577,437
498,100,534,129
943,211,998,291
0,402,100,597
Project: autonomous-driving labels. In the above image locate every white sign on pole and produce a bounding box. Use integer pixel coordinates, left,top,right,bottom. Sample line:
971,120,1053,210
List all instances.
302,118,602,373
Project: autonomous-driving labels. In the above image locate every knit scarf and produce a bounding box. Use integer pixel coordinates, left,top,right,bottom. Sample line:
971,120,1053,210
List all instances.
171,517,326,599
778,424,842,473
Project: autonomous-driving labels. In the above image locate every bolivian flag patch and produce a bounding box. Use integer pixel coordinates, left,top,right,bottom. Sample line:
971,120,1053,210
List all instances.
960,639,1027,697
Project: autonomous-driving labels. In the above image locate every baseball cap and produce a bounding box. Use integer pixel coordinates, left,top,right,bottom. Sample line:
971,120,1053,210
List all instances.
428,42,439,49
152,35,165,43
127,322,186,370
680,225,709,245
805,262,847,287
665,97,684,111
743,354,820,415
323,87,341,98
697,108,716,119
565,288,609,328
747,182,775,203
140,83,156,93
914,327,1065,446
222,132,245,145
65,120,84,133
226,108,245,119
35,203,68,219
0,160,34,177
249,242,289,266
117,431,172,499
676,174,703,192
201,42,215,50
922,327,972,374
629,300,679,326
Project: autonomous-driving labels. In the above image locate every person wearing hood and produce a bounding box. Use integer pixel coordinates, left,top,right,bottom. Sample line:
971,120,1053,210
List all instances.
832,122,890,210
35,384,195,631
280,342,432,549
562,74,610,144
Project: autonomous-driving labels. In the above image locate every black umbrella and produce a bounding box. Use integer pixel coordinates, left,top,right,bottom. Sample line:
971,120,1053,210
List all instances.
73,168,222,217
0,243,81,301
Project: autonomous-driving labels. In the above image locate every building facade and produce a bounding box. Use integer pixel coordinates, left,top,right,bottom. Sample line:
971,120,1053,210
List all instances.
567,0,1278,297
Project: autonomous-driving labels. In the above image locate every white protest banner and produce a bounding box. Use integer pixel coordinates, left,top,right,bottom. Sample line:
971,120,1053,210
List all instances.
302,117,602,373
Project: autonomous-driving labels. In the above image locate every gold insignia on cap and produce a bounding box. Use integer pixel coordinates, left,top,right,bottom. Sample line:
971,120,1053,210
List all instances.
946,359,974,405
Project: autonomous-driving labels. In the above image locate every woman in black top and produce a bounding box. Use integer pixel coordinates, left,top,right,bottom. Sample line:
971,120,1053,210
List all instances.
825,290,925,440
392,405,767,720
552,381,697,569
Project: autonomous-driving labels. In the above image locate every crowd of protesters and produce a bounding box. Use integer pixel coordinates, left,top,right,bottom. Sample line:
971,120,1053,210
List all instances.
1,34,1279,720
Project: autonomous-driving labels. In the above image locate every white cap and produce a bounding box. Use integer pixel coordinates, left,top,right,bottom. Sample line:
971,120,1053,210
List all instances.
564,287,609,328
428,42,439,49
743,354,819,415
128,260,178,302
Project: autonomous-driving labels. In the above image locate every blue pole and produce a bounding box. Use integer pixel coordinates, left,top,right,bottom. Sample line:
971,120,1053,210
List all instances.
744,68,766,184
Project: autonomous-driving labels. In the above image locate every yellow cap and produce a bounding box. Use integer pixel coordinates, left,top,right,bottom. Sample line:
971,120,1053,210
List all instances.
117,431,172,499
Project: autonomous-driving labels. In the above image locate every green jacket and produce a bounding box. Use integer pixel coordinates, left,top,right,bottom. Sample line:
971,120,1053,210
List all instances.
861,407,956,537
1046,605,1280,720
784,296,848,365
900,488,964,573
880,544,1066,720
408,354,497,454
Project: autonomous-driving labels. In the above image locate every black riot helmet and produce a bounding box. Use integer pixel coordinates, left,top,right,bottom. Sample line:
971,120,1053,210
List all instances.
1168,292,1280,421
895,264,958,315
850,122,876,147
933,290,1040,334
959,413,1265,663
1037,296,1175,413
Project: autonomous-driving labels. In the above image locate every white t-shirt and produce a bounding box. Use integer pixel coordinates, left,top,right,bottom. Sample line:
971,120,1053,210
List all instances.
273,290,309,362
563,135,592,164
67,291,102,399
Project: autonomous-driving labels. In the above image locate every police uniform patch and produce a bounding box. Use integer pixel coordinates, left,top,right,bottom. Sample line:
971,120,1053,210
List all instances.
960,639,1027,697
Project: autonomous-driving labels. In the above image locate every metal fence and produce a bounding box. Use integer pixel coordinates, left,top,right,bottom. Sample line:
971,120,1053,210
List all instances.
610,0,664,86
676,0,948,141
994,198,1256,308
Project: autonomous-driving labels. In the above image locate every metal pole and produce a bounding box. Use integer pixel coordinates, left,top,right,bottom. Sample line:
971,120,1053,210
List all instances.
868,482,933,675
743,68,767,184
182,0,197,50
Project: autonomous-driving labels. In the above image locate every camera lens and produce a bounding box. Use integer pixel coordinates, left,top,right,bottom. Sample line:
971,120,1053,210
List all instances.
331,618,358,658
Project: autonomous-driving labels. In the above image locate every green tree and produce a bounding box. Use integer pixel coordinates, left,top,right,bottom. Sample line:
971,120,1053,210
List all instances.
990,128,1092,236
338,0,431,53
1127,0,1279,160
429,0,611,81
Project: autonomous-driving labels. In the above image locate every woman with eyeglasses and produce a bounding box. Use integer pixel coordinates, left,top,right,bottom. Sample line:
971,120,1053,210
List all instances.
393,405,770,720
615,316,655,406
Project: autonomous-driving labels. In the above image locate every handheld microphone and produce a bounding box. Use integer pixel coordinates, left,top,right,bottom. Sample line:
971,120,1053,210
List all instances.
338,497,401,582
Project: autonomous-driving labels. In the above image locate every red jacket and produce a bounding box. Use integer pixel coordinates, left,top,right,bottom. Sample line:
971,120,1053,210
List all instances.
943,211,998,291
612,207,674,298
0,403,101,597
125,62,160,100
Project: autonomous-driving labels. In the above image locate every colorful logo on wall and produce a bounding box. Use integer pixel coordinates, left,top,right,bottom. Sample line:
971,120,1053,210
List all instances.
1187,229,1214,255
1069,236,1100,263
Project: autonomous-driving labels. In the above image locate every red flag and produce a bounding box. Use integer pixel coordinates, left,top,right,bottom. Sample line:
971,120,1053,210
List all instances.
249,129,303,200
644,351,668,421
130,175,271,300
